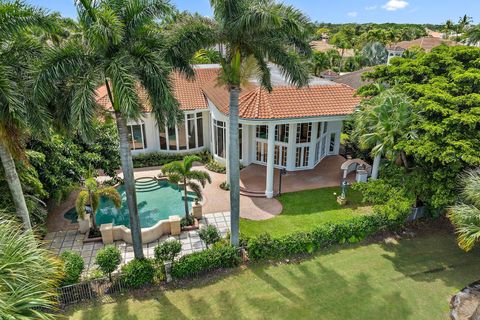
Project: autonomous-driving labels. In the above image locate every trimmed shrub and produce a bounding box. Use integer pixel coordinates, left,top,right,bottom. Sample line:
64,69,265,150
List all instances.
121,258,155,288
247,213,403,261
95,245,122,281
133,151,211,168
171,245,241,279
199,225,221,248
205,161,226,174
59,251,84,286
154,240,182,262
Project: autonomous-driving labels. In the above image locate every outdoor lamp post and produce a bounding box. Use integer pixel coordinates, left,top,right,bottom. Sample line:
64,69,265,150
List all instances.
278,168,287,196
341,179,348,198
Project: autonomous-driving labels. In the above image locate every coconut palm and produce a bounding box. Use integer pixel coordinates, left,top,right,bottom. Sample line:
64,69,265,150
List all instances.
0,215,62,319
310,51,330,76
76,177,121,231
34,0,215,258
448,169,480,251
444,20,455,39
210,0,311,246
352,88,417,179
162,155,211,219
0,2,54,230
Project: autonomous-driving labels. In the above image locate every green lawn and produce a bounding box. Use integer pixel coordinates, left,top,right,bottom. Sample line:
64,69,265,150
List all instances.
68,232,480,320
240,187,372,237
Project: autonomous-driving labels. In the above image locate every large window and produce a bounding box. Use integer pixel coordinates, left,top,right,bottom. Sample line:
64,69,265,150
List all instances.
275,124,289,143
214,120,226,158
128,124,147,150
256,125,268,139
159,112,204,151
296,123,312,143
295,146,310,167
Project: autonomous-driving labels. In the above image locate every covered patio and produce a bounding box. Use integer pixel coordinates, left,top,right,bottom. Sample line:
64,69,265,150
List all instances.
240,155,355,195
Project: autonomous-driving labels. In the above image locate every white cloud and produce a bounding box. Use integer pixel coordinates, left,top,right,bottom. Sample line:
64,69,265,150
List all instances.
347,11,358,17
365,5,378,11
382,0,409,11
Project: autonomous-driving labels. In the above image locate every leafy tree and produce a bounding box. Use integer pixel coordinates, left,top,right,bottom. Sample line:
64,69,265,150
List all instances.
154,239,182,262
448,169,480,251
465,25,480,45
0,216,61,319
310,51,330,76
0,1,53,229
199,225,221,248
162,155,211,219
34,0,214,258
444,19,455,38
59,250,84,286
209,0,311,246
76,177,121,231
191,48,222,64
362,46,480,208
352,88,417,179
361,42,387,66
457,14,472,33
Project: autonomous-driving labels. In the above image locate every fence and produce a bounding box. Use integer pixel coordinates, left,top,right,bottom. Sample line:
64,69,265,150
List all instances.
57,277,131,308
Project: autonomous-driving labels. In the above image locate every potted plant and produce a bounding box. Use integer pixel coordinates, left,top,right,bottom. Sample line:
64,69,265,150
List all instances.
76,177,121,237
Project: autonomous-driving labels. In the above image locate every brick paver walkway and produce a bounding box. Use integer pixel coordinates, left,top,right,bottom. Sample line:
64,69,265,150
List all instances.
44,212,231,273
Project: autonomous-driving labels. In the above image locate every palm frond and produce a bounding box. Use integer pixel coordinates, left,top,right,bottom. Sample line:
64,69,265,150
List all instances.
448,204,480,251
75,190,89,220
186,170,211,188
183,155,201,172
187,181,203,200
98,186,121,209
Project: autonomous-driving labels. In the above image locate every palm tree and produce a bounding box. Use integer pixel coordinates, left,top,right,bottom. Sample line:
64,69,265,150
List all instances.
352,88,417,179
310,51,330,76
361,42,387,66
34,0,215,258
162,156,211,219
458,14,472,33
76,177,121,231
448,169,480,251
210,0,311,246
444,20,455,39
0,2,53,230
0,215,62,319
466,25,480,45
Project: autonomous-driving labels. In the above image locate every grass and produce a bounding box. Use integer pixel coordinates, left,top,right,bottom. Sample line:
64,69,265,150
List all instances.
68,231,480,320
240,187,372,237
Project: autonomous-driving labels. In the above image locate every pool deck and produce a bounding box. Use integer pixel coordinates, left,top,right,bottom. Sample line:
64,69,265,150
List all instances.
44,212,231,273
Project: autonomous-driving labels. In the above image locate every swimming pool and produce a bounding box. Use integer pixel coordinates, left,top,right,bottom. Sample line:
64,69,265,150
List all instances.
64,178,196,228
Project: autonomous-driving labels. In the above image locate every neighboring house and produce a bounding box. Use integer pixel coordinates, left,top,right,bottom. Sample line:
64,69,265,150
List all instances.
386,37,461,64
96,64,361,198
310,40,355,58
333,68,373,90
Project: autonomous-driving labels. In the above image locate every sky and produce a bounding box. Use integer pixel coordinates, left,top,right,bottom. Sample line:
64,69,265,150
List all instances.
25,0,480,25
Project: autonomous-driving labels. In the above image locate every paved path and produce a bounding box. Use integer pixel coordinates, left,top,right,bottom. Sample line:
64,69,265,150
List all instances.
44,212,231,273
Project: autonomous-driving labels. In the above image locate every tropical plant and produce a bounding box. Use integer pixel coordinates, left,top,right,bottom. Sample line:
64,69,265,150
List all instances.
0,216,62,319
162,155,211,219
76,176,121,231
352,87,417,179
448,169,480,251
191,48,222,64
458,14,472,33
361,42,388,66
0,1,54,229
310,51,330,76
95,245,122,281
465,25,480,45
34,0,215,258
444,19,455,39
199,225,221,248
210,0,311,246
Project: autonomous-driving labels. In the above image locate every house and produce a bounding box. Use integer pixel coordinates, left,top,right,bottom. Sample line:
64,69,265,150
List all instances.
333,67,374,90
96,64,361,198
310,40,355,58
386,37,461,64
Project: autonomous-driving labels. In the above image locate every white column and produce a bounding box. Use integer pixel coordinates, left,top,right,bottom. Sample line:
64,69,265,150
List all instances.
265,123,276,198
286,123,296,171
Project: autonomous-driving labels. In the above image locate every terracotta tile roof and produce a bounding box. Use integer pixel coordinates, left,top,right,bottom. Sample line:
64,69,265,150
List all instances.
387,37,461,52
202,81,361,120
333,68,374,90
95,67,219,112
310,40,355,57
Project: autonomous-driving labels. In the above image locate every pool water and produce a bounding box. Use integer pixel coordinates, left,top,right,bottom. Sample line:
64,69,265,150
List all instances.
64,179,195,228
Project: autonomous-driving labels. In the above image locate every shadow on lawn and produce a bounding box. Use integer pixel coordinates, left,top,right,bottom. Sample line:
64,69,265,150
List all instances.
379,231,480,287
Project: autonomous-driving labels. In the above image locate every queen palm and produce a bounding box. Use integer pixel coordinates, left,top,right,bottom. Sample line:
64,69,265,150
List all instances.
448,169,480,251
352,88,417,179
210,0,311,246
76,177,121,231
34,0,215,258
162,156,211,218
0,2,53,230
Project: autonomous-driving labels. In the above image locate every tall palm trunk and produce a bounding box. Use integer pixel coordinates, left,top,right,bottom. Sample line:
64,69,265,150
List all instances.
400,151,409,169
183,177,189,218
371,153,381,180
0,142,32,230
114,111,144,259
228,85,240,247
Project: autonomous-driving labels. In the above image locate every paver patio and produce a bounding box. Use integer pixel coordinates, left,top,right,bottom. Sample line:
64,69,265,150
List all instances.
44,212,231,273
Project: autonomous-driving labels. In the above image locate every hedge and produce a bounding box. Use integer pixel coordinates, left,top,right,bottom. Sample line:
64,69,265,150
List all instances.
171,245,241,279
132,151,211,168
246,213,403,261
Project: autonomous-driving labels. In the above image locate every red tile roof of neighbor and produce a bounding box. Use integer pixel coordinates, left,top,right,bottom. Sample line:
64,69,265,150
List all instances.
387,37,461,52
95,65,361,120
